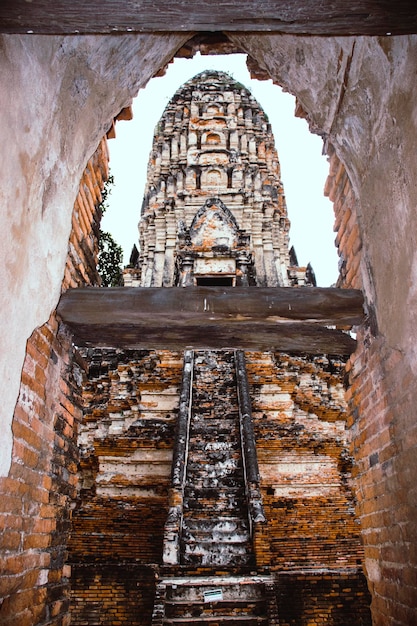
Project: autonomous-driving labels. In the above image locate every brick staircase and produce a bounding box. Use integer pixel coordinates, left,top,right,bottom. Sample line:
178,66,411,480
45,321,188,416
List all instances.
153,351,277,625
152,576,278,625
180,350,254,569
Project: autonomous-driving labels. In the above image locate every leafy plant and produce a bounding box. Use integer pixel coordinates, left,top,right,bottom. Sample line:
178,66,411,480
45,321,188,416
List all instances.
98,231,123,287
97,173,124,287
97,173,114,215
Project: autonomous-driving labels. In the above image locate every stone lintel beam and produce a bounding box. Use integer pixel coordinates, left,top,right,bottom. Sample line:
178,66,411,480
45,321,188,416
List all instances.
57,286,363,355
0,1,415,35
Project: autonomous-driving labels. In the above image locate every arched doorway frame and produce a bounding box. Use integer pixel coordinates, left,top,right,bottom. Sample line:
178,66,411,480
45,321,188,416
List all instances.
2,30,417,625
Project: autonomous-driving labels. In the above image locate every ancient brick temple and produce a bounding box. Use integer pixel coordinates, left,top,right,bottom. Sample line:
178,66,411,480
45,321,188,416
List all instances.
69,71,372,624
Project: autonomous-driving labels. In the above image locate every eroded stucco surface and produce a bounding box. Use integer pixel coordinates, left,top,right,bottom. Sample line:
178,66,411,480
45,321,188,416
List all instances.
231,34,417,355
2,30,417,624
0,32,190,474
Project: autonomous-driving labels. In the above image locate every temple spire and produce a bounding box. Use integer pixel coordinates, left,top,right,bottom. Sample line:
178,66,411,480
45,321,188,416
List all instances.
124,70,314,290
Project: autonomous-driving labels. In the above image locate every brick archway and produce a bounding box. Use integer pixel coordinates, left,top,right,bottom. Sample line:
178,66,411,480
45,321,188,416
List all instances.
1,31,417,626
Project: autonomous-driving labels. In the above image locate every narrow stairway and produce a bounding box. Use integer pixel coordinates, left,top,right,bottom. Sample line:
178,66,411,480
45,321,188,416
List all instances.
180,350,255,569
152,576,277,625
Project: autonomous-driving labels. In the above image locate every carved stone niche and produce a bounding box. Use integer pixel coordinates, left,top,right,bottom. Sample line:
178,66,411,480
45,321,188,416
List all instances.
175,197,254,286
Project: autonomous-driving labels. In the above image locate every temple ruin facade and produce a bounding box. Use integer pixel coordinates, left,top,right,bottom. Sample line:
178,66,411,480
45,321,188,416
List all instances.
2,7,417,626
67,71,371,624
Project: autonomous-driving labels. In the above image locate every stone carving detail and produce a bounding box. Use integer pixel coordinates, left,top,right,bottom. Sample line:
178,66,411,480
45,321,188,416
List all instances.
126,70,312,290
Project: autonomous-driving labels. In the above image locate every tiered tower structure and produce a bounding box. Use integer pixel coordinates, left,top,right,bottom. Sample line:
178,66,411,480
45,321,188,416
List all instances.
124,70,314,290
69,72,371,626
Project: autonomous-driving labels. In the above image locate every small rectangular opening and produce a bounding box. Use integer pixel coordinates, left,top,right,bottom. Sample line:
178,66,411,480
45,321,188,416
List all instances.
196,276,234,286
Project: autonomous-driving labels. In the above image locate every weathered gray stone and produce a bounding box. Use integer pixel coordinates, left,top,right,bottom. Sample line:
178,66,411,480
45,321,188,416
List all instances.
0,32,189,474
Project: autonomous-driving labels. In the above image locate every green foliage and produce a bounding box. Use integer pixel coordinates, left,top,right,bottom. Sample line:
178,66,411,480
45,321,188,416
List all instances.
97,173,124,287
98,173,114,215
98,231,123,287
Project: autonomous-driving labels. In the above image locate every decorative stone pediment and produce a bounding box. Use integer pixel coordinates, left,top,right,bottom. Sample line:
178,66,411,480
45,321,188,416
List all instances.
189,198,239,250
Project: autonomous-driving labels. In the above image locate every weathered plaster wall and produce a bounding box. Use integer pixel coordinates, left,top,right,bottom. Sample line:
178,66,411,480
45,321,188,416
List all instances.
0,32,190,476
2,30,417,625
231,33,417,350
0,138,110,626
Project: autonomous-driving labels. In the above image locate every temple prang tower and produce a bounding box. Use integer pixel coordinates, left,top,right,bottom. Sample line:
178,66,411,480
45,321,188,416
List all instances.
125,70,313,291
69,71,371,625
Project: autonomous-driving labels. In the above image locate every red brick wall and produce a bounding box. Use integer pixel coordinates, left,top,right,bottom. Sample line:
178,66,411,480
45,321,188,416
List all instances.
65,137,109,289
0,319,79,626
343,330,417,623
67,348,181,571
324,149,362,292
70,565,156,626
246,351,365,573
276,571,371,626
69,499,169,564
324,146,417,623
0,138,108,626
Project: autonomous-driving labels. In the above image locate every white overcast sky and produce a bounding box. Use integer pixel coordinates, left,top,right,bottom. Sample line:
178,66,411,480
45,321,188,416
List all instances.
102,53,339,287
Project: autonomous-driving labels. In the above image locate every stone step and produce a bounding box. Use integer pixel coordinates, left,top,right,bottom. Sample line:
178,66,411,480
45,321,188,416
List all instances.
189,476,245,489
186,458,242,474
187,450,243,468
190,415,239,426
189,412,239,422
189,421,239,432
183,498,245,513
184,489,246,502
182,541,251,556
165,599,267,619
192,369,235,377
194,390,237,394
185,461,242,474
192,389,237,396
185,471,244,484
191,411,237,418
164,617,267,625
193,374,236,382
181,528,250,544
194,354,234,362
186,454,241,466
164,579,267,602
181,551,255,568
192,375,236,382
193,365,235,373
190,440,240,452
192,388,236,394
186,451,242,465
185,463,244,479
191,411,239,426
184,486,245,499
184,477,244,489
183,495,246,510
193,370,235,376
182,512,248,526
188,435,240,445
182,517,249,533
184,472,244,485
183,485,245,501
188,441,241,453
